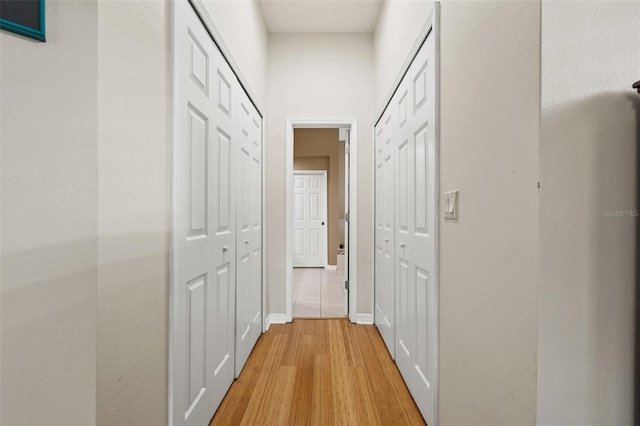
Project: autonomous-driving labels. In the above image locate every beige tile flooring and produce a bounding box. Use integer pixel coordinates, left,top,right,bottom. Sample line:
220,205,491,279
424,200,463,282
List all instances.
293,258,346,318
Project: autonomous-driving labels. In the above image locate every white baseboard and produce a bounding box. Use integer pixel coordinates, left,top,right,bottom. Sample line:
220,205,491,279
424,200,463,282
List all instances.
265,313,287,331
356,313,374,325
325,265,337,270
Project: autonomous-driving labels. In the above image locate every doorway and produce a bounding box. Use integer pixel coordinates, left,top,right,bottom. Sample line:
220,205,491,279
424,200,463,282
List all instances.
285,119,358,322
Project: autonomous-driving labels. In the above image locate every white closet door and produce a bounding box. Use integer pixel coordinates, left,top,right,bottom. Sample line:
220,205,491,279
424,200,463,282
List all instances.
173,2,236,424
235,89,262,377
403,30,438,426
374,111,395,356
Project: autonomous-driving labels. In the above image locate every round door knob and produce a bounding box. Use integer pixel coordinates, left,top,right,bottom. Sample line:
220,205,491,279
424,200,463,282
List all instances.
400,242,405,248
223,246,229,252
322,222,325,225
245,240,249,244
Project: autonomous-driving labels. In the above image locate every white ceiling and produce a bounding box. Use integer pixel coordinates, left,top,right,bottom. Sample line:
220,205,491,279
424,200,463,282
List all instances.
259,0,383,33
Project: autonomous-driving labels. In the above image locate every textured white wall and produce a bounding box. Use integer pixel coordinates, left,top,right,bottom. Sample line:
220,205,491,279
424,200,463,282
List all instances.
438,2,540,424
0,1,98,424
538,1,640,424
266,33,375,315
373,0,434,107
202,0,269,108
96,1,170,425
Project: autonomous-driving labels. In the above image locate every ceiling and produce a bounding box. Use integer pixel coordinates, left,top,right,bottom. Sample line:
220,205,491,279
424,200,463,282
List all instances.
259,0,383,33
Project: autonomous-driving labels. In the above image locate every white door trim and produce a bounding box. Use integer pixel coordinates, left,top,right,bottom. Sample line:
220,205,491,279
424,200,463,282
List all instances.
293,170,328,268
285,118,359,323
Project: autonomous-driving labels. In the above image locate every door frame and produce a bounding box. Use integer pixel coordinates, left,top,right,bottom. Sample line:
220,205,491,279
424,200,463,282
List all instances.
293,170,329,268
285,118,359,323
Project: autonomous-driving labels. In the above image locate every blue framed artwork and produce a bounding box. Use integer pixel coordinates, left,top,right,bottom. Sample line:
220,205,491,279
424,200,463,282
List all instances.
0,0,46,42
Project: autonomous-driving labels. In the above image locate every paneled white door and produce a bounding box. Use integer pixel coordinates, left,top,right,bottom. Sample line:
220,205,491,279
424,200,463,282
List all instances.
393,75,414,380
235,89,263,377
173,2,236,424
374,111,395,356
396,28,438,426
293,171,328,267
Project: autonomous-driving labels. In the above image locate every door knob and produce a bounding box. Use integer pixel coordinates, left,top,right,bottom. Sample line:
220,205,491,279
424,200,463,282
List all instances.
245,240,249,244
384,238,389,242
400,242,405,248
223,246,229,252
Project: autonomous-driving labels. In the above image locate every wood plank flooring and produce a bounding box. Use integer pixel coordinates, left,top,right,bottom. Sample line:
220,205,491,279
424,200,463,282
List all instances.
210,319,426,426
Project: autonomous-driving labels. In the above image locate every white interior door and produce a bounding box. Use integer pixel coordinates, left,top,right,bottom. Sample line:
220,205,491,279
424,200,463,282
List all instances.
173,2,236,424
235,89,263,377
395,27,438,426
293,171,328,268
374,111,395,356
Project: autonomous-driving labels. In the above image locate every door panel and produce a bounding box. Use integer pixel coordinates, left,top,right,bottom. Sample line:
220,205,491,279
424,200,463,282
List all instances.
235,89,262,377
208,30,237,410
374,111,395,356
186,274,206,416
216,130,231,233
394,76,415,384
407,30,437,426
173,2,235,424
187,106,208,238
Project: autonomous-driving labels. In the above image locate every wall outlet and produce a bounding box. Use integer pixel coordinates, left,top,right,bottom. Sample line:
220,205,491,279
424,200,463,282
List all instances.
444,190,458,220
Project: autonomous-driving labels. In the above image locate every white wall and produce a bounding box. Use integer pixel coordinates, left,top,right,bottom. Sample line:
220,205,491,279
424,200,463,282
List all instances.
266,33,375,315
202,0,269,108
438,2,541,424
0,1,98,424
374,0,434,108
96,1,170,425
538,1,640,424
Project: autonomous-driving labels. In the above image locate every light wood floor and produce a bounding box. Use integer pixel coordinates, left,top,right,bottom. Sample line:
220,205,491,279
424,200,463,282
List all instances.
210,319,426,426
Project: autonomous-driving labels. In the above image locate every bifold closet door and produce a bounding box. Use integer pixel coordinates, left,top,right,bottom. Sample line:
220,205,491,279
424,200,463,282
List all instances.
374,19,438,426
406,31,437,426
234,90,263,377
393,29,438,426
374,110,396,356
173,2,236,425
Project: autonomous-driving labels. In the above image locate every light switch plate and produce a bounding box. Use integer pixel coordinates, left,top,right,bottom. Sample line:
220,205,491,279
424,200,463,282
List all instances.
444,190,458,220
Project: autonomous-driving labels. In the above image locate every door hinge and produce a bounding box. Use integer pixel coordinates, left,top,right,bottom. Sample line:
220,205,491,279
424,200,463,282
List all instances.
345,143,351,155
345,212,350,222
345,280,349,291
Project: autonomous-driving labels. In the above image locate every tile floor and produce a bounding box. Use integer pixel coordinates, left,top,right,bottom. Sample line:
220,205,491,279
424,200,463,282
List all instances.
293,255,346,318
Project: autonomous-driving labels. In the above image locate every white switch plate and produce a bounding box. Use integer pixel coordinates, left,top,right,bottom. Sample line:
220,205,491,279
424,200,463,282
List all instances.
444,190,458,220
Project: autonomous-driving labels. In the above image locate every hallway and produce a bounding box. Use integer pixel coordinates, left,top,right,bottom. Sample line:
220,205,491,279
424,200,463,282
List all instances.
210,319,426,426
